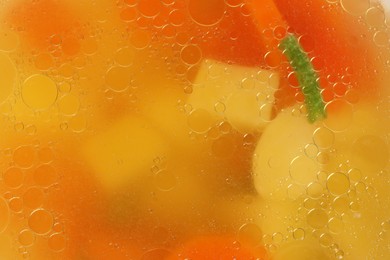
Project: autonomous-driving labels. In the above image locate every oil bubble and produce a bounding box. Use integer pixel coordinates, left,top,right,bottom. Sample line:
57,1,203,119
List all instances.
307,208,328,229
327,172,350,196
238,222,263,246
18,229,35,247
13,146,35,168
48,233,66,252
290,156,318,185
188,0,225,26
3,167,24,189
22,74,58,110
28,209,54,235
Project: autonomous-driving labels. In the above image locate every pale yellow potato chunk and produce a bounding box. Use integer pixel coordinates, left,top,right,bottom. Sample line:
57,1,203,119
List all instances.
253,100,390,259
252,106,318,200
188,59,278,133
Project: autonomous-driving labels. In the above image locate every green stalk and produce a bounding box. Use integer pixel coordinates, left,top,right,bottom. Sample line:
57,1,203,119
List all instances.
279,34,326,123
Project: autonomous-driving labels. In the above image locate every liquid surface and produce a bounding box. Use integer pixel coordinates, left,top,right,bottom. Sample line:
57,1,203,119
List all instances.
0,0,390,259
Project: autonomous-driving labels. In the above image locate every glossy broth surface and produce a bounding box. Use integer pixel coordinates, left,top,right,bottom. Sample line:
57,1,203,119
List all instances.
0,0,390,259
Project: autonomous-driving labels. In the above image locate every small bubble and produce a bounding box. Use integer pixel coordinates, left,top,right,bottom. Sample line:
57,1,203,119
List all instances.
162,24,176,38
237,223,263,246
349,201,360,212
3,167,24,189
28,208,54,235
288,184,305,200
8,197,23,212
304,143,318,158
58,82,71,93
154,169,176,191
187,108,216,133
293,228,305,240
214,101,226,114
58,94,80,116
106,66,132,92
264,51,282,68
18,229,35,247
365,7,385,28
304,198,318,209
218,121,232,134
327,173,350,196
13,146,35,168
373,31,389,47
290,156,319,185
324,100,353,132
319,233,334,247
328,217,344,234
354,182,366,193
307,208,328,229
48,233,66,252
381,220,390,231
22,74,58,110
188,0,225,26
14,122,24,132
181,45,202,65
69,114,87,133
169,9,185,26
307,182,324,199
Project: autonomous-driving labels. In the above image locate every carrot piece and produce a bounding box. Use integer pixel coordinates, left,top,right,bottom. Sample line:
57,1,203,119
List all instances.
5,0,83,53
167,235,268,260
272,0,378,94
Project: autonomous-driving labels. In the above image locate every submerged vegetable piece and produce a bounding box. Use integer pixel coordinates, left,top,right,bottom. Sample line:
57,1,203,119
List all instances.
131,0,267,67
167,235,268,260
82,117,169,192
279,35,326,122
5,0,83,52
272,0,379,103
252,106,318,199
189,59,278,133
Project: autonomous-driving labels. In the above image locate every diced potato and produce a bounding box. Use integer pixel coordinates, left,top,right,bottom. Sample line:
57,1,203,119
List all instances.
82,116,169,192
253,100,390,259
252,106,318,200
319,101,390,259
188,59,278,133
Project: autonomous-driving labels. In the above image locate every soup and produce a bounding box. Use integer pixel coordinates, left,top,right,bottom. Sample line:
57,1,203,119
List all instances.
0,0,389,259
